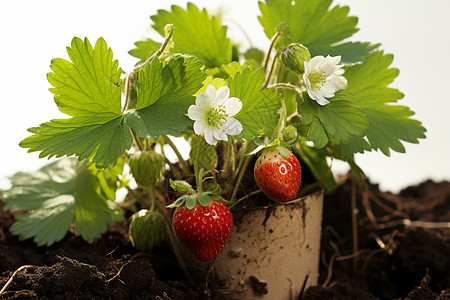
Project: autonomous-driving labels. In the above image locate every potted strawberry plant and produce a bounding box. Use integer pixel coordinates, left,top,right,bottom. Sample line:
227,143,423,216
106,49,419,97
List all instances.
2,0,426,299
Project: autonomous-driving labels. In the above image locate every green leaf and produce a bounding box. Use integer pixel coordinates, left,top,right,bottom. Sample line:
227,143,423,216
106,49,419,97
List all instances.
73,160,124,242
344,51,426,156
20,116,132,169
20,37,130,168
21,45,205,167
129,39,161,64
47,37,123,117
311,42,380,65
149,3,232,68
189,135,218,171
125,55,206,139
297,92,369,148
308,116,328,148
228,68,282,140
317,97,370,144
258,0,377,63
334,135,371,160
4,158,124,246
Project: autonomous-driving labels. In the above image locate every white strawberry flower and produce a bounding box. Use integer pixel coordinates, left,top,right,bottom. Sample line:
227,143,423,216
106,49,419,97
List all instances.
188,85,243,146
303,55,348,105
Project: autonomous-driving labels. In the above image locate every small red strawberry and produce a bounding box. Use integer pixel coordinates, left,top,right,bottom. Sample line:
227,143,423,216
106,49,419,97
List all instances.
172,199,232,261
254,146,302,202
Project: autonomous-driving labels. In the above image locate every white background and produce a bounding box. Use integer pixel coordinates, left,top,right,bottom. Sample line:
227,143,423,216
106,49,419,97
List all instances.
1,0,449,192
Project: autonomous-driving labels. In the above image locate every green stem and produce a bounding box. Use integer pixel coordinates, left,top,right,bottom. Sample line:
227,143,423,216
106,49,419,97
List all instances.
163,136,191,177
351,177,358,270
122,72,134,113
269,96,287,143
131,130,144,151
230,142,256,203
194,138,203,193
165,158,183,180
148,185,156,212
261,48,282,90
134,24,174,72
268,82,303,94
230,156,252,203
263,31,280,72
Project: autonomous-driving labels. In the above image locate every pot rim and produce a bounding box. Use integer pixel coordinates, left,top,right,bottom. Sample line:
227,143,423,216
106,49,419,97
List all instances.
231,187,324,212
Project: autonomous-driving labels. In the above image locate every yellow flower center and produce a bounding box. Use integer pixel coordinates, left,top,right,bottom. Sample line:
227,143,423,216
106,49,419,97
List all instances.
308,69,326,90
206,105,228,128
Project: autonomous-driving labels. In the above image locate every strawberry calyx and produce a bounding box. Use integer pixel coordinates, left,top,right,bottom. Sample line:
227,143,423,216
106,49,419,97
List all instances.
247,139,292,158
167,179,226,210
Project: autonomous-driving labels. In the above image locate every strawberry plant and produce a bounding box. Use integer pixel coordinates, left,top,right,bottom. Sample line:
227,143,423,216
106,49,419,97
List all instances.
2,0,426,291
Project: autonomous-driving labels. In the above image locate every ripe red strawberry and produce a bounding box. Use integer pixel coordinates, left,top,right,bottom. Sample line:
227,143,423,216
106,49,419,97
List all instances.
172,200,232,261
254,146,302,202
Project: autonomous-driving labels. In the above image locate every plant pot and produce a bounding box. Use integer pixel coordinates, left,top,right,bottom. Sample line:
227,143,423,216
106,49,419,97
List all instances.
213,188,324,299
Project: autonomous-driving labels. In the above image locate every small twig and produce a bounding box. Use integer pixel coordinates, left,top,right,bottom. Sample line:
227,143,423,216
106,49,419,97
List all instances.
106,246,120,258
377,219,450,230
367,188,409,219
334,249,374,261
106,263,127,285
361,189,378,228
0,265,40,296
322,254,336,288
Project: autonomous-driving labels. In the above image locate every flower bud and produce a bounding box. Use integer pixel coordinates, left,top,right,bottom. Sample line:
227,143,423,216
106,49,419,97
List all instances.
129,150,165,187
281,126,298,144
280,43,311,74
129,210,165,251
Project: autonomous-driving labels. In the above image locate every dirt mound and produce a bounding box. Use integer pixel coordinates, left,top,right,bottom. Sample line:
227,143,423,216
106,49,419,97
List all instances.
1,179,449,299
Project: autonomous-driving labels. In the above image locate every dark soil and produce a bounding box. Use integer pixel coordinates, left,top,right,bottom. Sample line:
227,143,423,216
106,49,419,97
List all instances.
0,178,449,299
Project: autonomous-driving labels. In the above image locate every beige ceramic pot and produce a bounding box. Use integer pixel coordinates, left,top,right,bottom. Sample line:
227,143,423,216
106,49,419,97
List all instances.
213,189,324,299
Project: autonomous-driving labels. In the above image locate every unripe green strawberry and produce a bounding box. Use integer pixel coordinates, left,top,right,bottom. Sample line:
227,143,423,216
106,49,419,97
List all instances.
129,209,165,251
172,200,232,262
280,43,311,74
254,146,302,202
129,150,165,187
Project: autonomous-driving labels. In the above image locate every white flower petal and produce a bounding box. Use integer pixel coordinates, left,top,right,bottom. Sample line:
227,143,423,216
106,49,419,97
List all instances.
213,128,228,141
328,55,341,66
320,83,335,95
188,105,204,121
223,97,242,116
204,128,217,145
308,56,324,70
215,86,230,106
196,93,212,111
223,117,243,136
315,95,330,106
329,74,348,90
205,85,216,104
193,120,207,135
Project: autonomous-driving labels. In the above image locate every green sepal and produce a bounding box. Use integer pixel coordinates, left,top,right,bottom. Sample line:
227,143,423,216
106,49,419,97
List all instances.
166,191,225,210
246,141,291,158
166,194,193,209
246,139,281,156
197,193,211,207
185,196,197,210
169,179,195,194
